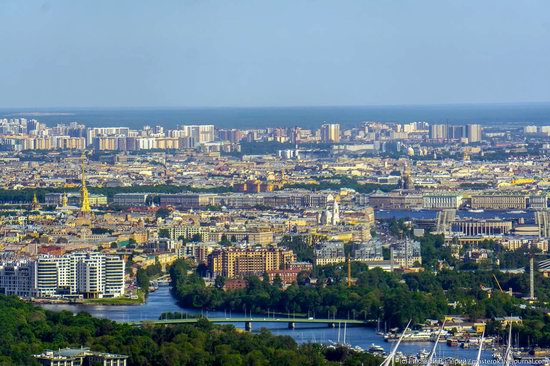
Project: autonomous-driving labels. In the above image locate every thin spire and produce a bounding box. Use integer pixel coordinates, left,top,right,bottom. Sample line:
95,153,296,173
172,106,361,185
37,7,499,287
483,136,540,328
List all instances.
80,151,91,214
31,191,41,210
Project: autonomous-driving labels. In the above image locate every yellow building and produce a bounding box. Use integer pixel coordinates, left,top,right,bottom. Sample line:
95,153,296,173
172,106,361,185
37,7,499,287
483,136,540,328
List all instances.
471,194,527,210
208,247,296,278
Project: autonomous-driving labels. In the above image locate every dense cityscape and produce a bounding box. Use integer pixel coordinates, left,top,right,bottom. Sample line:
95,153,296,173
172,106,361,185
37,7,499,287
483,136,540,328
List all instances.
2,0,550,365
1,115,550,364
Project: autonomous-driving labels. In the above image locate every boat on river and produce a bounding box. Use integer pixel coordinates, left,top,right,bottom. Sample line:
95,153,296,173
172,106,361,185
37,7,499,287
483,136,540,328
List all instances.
384,329,433,342
368,344,385,353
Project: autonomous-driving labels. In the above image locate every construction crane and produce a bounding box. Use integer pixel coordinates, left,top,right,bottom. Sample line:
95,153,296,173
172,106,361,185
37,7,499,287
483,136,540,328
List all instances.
493,274,504,293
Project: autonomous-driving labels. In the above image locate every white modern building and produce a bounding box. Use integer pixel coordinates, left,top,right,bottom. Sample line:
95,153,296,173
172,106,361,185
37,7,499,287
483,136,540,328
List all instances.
0,252,125,299
423,194,463,209
175,125,215,145
320,123,340,143
466,124,482,143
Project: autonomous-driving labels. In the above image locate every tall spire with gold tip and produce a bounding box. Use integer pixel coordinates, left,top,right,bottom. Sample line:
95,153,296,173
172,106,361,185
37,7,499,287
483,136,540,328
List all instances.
31,192,41,210
80,151,91,215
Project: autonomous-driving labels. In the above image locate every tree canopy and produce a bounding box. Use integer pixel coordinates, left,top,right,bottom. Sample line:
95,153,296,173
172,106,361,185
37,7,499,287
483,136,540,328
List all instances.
0,294,380,366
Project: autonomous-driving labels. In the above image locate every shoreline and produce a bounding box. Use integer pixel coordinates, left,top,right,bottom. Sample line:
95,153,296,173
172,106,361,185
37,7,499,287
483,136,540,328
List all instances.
29,299,145,306
26,291,146,306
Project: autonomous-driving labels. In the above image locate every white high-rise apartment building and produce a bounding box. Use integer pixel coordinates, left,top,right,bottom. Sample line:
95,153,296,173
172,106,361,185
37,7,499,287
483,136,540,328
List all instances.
86,127,130,145
105,256,126,296
466,124,482,143
320,123,340,143
429,124,447,140
177,125,215,145
524,125,538,134
0,252,125,299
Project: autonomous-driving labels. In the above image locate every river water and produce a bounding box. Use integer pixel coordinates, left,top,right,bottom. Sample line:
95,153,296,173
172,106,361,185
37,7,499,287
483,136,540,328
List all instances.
39,208,529,361
41,286,494,361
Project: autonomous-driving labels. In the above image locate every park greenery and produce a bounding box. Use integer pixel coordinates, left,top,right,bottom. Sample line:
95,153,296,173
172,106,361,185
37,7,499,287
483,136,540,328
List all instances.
0,184,232,203
0,294,380,366
136,259,163,293
83,289,145,305
169,255,550,347
286,175,396,194
0,175,394,204
279,235,315,262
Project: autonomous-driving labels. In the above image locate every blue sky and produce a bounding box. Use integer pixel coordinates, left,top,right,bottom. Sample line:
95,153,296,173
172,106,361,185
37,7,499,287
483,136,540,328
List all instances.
0,0,549,108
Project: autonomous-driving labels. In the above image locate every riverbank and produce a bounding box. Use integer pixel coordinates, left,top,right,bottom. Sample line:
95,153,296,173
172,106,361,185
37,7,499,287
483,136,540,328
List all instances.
29,289,146,306
39,286,496,361
83,290,145,305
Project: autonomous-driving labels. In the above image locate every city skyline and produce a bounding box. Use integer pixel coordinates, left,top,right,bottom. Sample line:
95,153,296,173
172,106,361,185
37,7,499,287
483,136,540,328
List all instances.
2,2,550,365
1,0,549,108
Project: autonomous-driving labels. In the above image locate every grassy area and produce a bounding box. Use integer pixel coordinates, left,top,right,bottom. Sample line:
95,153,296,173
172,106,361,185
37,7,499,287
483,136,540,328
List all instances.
83,289,145,305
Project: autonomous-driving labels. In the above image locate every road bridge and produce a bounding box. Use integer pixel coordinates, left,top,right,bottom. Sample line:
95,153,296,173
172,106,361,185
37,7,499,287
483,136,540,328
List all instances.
126,317,365,331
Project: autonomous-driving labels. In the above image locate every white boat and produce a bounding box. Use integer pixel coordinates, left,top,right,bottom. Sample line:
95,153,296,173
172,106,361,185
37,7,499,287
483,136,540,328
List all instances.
369,344,385,353
386,329,433,342
468,209,485,213
507,210,526,214
418,349,430,359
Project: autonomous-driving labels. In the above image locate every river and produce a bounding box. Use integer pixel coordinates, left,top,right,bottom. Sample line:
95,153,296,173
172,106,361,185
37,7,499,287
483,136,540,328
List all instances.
41,286,494,361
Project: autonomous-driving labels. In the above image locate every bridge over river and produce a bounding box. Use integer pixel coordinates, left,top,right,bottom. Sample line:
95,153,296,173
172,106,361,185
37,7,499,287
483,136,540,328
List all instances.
127,317,365,331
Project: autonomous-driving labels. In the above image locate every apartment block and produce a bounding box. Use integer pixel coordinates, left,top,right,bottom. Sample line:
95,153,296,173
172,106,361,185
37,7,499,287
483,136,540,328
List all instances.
207,246,296,278
0,252,125,299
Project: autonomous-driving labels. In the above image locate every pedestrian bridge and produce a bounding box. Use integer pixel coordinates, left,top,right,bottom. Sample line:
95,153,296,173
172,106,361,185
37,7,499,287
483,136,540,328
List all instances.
127,317,365,331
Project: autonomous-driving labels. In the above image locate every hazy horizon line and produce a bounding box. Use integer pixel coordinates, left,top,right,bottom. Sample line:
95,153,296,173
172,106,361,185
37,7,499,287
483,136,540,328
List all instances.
2,100,550,112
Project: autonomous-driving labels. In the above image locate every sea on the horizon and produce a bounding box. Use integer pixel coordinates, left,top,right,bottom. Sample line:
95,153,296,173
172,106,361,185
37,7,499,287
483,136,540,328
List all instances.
1,102,550,130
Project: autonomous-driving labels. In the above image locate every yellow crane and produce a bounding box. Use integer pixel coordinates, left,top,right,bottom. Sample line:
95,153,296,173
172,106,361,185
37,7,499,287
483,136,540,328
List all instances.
493,274,504,293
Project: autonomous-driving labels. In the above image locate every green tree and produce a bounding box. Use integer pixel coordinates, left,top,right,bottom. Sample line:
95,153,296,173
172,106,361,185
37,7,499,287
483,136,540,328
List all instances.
136,268,150,293
155,207,171,220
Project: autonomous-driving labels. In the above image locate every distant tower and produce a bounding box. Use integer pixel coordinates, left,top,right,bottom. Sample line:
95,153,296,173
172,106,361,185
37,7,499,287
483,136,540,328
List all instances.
402,164,415,190
61,192,69,208
331,200,340,225
31,192,41,210
319,209,331,225
80,152,92,215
